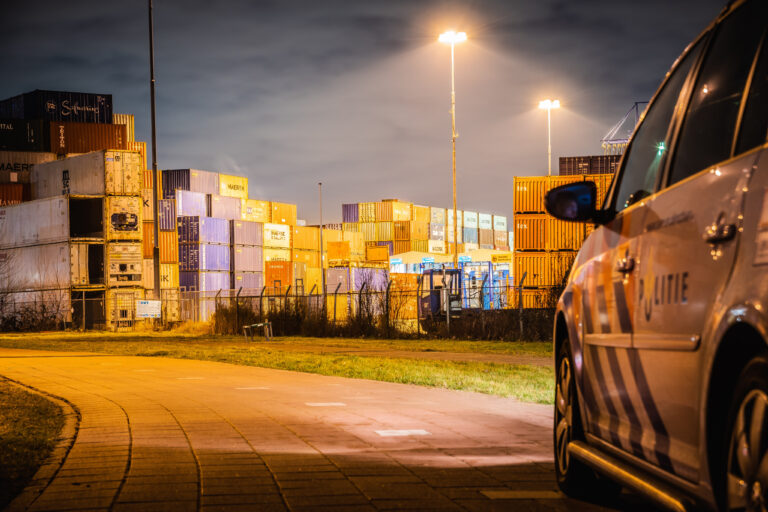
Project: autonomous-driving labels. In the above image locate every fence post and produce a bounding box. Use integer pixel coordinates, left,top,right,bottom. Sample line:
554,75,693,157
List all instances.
259,286,266,321
518,272,527,340
480,274,488,311
385,280,392,336
358,282,366,321
214,289,222,333
442,269,449,334
81,290,86,332
235,287,242,334
416,275,422,338
333,282,341,324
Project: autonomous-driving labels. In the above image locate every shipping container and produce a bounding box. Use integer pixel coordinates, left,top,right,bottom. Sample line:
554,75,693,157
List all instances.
430,207,446,225
428,240,445,254
161,169,219,199
177,216,230,245
429,224,445,241
218,174,248,199
142,222,153,259
464,242,479,251
270,202,297,225
264,248,291,262
48,122,127,154
360,222,376,241
514,214,547,251
179,243,230,272
240,198,270,223
105,287,143,328
105,196,141,241
463,211,478,229
514,251,577,288
509,231,514,251
292,226,320,250
447,209,463,228
342,203,359,223
175,190,206,217
366,245,389,262
179,271,229,292
412,205,430,224
141,189,154,221
342,222,359,232
513,175,584,214
559,155,621,176
0,90,113,124
393,221,410,241
375,221,393,241
584,173,614,209
446,224,463,244
322,228,343,248
351,267,388,291
0,150,56,177
305,267,322,293
158,199,176,230
377,241,394,256
478,213,493,230
292,248,320,268
548,217,586,251
208,194,241,220
232,271,263,293
128,141,146,171
293,262,307,290
327,241,350,261
112,113,135,142
0,119,46,151
105,242,142,287
32,150,141,198
393,241,410,255
359,202,375,222
326,267,350,293
265,261,292,292
479,228,494,247
141,260,180,290
410,240,428,253
0,183,28,205
493,215,508,232
231,220,263,246
232,245,263,272
378,200,411,222
0,241,105,289
463,227,478,244
447,243,465,255
159,231,178,263
493,231,508,250
263,223,290,248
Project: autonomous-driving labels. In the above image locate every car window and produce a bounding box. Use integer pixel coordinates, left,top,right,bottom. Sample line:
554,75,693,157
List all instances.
612,39,703,214
668,0,768,185
736,31,768,154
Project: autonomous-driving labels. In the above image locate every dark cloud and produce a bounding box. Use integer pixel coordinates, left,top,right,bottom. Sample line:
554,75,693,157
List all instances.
0,0,724,222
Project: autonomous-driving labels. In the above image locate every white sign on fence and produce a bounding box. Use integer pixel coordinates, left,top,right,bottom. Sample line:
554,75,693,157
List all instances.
136,300,161,318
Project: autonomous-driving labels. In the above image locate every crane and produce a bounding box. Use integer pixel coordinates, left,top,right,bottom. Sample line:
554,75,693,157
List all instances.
601,101,648,155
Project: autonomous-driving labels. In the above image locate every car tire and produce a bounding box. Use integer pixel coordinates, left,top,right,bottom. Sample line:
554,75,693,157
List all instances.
554,340,621,500
723,354,768,511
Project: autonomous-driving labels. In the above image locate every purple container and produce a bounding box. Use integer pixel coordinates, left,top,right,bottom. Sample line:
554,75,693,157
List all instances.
232,271,264,292
162,169,219,199
342,203,359,223
175,190,207,217
326,267,350,293
429,224,445,241
376,241,394,256
232,245,263,272
178,216,230,245
463,227,479,244
351,268,388,291
180,271,230,292
231,220,263,246
158,199,176,231
179,243,230,271
208,194,241,220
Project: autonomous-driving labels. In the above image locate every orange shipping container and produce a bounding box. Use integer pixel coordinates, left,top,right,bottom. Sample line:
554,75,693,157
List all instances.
270,202,297,225
584,173,614,209
393,241,410,254
513,175,584,214
366,246,389,262
393,221,410,241
328,241,350,260
265,261,292,292
548,217,586,251
493,231,508,249
159,231,178,263
293,226,320,250
514,251,576,288
142,221,154,258
514,214,547,251
48,121,128,154
293,249,320,268
241,199,270,223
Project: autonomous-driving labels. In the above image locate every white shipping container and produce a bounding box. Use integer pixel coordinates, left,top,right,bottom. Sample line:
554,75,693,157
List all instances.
447,209,463,228
32,150,142,198
0,241,106,290
428,240,445,254
105,287,144,327
106,243,142,287
493,215,508,232
509,231,514,251
0,150,57,174
0,196,69,249
464,242,479,251
446,224,463,243
105,196,142,241
478,213,493,230
463,211,478,229
263,223,291,248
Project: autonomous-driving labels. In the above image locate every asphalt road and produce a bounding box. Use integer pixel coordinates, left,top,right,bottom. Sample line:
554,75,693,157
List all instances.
0,348,642,512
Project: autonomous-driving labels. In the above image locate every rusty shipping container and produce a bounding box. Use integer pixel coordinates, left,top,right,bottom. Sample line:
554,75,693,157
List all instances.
0,183,29,205
32,150,142,197
48,121,127,154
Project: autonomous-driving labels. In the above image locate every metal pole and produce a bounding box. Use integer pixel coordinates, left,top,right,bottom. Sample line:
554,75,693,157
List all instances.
148,0,161,305
547,106,552,176
518,272,527,339
82,290,86,331
318,182,326,308
450,42,458,270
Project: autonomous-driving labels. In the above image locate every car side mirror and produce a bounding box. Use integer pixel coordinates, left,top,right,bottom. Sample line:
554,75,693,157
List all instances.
545,181,601,223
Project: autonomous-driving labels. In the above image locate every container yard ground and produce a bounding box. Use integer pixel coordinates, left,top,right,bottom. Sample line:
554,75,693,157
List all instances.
0,348,649,512
0,333,554,404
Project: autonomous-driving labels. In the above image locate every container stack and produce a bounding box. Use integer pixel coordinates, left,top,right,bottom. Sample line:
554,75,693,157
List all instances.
512,174,613,306
559,155,621,176
231,220,264,294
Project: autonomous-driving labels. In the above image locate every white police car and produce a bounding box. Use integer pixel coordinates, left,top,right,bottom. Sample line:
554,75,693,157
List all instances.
545,1,768,510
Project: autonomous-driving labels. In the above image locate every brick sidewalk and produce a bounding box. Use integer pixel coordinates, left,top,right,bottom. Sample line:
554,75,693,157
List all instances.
1,348,633,511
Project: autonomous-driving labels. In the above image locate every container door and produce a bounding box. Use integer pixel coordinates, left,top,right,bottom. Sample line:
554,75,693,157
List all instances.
70,243,87,285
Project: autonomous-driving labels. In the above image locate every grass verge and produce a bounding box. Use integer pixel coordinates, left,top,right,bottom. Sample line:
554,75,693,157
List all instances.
0,380,65,509
0,335,554,404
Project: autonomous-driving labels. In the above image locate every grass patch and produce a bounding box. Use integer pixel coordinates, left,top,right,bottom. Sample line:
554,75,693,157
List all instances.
0,380,65,509
0,334,554,404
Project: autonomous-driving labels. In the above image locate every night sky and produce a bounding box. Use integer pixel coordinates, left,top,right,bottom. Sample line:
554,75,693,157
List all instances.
1,0,724,223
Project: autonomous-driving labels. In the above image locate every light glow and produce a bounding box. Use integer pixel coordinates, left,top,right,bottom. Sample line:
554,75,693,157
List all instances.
538,99,561,110
438,30,467,44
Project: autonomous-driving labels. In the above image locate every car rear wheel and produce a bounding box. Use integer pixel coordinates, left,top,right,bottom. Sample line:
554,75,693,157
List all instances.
725,355,768,511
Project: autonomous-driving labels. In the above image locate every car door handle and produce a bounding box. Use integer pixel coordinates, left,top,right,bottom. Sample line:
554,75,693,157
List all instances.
616,256,635,274
704,222,737,244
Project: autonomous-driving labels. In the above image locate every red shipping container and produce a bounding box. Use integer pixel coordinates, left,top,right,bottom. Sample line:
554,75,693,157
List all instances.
265,261,292,293
48,121,127,154
0,183,30,205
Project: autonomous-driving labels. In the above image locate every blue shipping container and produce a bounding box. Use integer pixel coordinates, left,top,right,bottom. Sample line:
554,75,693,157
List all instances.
463,227,479,244
178,216,230,245
175,190,207,217
232,271,264,292
342,203,359,223
179,243,230,271
0,90,113,123
162,169,219,199
158,199,176,231
231,220,263,246
180,271,230,292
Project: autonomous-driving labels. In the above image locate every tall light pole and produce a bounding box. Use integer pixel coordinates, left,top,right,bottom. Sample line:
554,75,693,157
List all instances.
538,99,560,176
148,0,161,302
318,183,325,304
439,30,466,270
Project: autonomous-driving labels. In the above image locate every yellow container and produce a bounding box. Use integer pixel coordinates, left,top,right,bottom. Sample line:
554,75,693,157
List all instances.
412,205,430,224
514,214,547,251
219,174,248,199
411,240,428,253
361,222,377,241
270,202,297,225
390,201,412,221
513,176,584,214
293,226,320,250
305,267,323,292
584,173,614,209
293,249,321,268
264,248,291,262
342,222,359,232
366,246,389,262
105,287,144,328
263,223,291,248
328,241,350,260
375,221,393,241
359,202,376,222
113,113,135,142
241,199,270,222
547,217,586,251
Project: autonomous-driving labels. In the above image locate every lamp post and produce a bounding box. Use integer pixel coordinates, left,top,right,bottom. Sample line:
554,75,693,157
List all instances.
538,99,560,176
318,182,325,304
438,30,466,270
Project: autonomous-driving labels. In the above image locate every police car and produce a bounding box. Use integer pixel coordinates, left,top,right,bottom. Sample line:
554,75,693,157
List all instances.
544,1,768,510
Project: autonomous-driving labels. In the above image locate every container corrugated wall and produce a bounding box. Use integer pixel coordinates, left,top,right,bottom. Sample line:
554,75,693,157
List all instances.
178,216,230,245
270,202,297,225
463,227,478,244
375,222,393,241
0,90,113,123
366,246,389,262
292,226,320,250
162,169,219,199
265,261,292,291
0,119,47,151
0,183,28,205
478,213,493,230
359,202,375,222
241,199,270,222
208,194,241,220
175,190,207,217
514,214,547,251
112,113,135,142
263,223,290,248
292,249,320,268
430,207,446,225
31,150,142,197
412,205,430,223
342,203,359,223
48,122,127,154
463,211,478,229
158,199,176,230
218,174,248,199
179,271,229,292
232,245,263,272
513,176,584,214
232,220,263,246
548,217,585,251
179,244,230,271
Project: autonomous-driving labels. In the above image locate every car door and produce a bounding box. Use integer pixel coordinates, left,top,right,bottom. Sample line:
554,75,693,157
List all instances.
633,1,768,482
578,35,707,458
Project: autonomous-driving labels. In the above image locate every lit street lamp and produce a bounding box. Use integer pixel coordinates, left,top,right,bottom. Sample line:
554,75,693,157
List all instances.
439,30,466,270
538,99,560,176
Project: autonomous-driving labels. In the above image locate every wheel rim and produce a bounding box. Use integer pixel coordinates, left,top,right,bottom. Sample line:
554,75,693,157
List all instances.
555,355,573,475
728,389,768,511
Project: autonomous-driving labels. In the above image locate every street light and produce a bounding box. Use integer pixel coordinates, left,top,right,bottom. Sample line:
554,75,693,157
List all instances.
439,30,466,270
538,99,560,176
